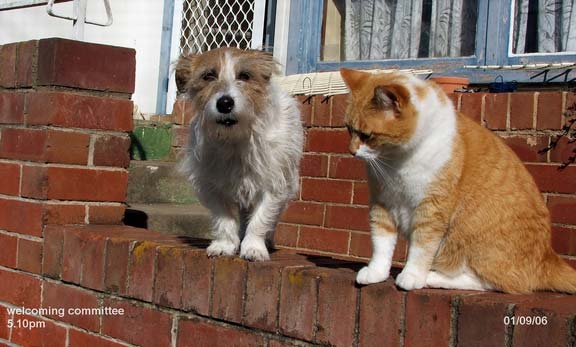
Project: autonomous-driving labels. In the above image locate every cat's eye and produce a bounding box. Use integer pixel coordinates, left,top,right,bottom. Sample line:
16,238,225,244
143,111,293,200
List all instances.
358,132,372,142
238,71,252,81
202,70,218,81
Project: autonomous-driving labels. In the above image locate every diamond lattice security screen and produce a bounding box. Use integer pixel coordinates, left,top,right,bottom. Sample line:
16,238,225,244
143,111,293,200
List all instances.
180,0,255,54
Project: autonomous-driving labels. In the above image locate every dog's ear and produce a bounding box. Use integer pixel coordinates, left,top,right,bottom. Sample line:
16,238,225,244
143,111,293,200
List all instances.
175,54,195,94
246,50,280,82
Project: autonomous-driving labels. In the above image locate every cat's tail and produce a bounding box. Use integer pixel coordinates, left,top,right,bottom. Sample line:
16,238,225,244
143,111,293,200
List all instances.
540,253,576,294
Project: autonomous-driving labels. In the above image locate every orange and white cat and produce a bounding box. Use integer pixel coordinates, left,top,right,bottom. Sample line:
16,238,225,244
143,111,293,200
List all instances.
340,68,576,294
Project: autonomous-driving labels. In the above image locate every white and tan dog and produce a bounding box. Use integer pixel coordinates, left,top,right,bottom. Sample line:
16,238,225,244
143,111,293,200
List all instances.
175,47,303,261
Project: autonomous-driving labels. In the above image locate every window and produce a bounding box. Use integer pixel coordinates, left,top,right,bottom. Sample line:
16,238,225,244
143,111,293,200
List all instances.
286,0,576,83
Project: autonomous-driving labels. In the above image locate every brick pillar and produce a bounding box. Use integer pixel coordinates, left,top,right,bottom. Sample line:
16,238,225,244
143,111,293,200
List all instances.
0,38,134,273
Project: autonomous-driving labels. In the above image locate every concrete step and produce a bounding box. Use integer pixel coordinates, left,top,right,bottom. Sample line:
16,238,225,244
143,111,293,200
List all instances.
127,160,197,204
124,203,212,239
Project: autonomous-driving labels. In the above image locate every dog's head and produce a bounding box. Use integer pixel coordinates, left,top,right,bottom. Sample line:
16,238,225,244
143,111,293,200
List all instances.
175,47,279,142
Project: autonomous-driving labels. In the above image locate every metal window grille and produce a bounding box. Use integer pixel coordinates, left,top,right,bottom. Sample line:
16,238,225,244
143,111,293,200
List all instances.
179,0,264,55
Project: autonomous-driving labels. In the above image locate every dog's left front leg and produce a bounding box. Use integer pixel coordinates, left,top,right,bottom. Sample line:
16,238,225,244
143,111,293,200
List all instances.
241,193,286,261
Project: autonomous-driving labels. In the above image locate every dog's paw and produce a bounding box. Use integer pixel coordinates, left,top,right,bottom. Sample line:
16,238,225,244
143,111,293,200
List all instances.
240,237,270,261
206,240,238,257
395,269,427,290
356,266,389,285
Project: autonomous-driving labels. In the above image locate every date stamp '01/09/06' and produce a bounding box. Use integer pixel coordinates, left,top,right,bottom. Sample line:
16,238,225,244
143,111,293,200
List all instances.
504,316,548,326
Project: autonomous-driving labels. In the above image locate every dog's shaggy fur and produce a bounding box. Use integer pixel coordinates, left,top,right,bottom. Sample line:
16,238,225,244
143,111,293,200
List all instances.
176,47,303,261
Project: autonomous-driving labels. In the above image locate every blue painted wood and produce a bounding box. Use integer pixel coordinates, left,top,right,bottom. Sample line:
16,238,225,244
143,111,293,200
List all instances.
286,0,323,74
156,0,176,115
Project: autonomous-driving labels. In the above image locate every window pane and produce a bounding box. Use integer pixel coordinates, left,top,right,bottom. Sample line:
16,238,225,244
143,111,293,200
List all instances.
512,0,576,54
321,0,477,61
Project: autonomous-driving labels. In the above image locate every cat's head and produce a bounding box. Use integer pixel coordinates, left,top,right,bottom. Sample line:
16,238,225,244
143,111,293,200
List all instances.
340,68,419,160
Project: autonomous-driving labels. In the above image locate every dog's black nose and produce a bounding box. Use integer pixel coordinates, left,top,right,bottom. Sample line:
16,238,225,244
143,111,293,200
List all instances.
216,95,235,114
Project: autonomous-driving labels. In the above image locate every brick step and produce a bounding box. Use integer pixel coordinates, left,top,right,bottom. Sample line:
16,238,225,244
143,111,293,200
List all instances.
127,160,196,204
17,224,574,347
124,203,212,239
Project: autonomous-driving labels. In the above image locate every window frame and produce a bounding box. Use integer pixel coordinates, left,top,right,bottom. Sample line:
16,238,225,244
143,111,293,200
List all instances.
285,0,576,84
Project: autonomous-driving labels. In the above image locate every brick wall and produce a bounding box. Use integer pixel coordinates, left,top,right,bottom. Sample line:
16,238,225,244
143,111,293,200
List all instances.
1,38,575,347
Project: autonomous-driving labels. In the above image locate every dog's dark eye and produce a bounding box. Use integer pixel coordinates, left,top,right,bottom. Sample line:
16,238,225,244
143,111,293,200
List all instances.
238,71,252,81
202,70,218,81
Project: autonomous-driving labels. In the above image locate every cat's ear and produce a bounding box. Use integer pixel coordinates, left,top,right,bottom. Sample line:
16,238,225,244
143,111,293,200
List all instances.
373,86,400,111
340,68,370,93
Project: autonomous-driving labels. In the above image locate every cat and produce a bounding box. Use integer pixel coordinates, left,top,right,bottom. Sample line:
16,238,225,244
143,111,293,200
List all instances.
340,68,576,294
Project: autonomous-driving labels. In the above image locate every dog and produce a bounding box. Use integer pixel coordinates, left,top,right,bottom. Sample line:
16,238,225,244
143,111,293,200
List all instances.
175,47,303,261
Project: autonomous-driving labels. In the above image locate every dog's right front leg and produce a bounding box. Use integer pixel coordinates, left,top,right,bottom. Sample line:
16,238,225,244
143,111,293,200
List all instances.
205,201,241,257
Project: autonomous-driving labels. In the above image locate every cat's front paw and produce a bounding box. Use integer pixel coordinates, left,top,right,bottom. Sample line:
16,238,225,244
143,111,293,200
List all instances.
207,239,238,257
240,237,270,261
356,266,389,285
395,269,427,290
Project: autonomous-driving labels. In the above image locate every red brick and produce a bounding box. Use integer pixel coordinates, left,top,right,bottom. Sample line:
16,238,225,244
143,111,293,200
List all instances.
501,135,548,162
510,92,535,129
358,281,403,347
88,204,125,224
457,294,510,347
301,178,353,203
325,205,370,231
22,166,128,202
297,95,314,126
61,230,85,284
300,153,329,177
279,267,317,341
37,38,135,93
0,44,17,87
512,295,576,347
172,125,189,147
212,257,247,323
243,261,283,331
43,226,65,278
298,226,349,254
104,237,130,295
306,128,349,153
15,40,36,87
393,237,408,263
0,92,25,124
0,306,10,340
329,155,366,180
281,201,324,226
172,97,196,125
28,92,133,131
405,289,456,347
42,281,100,332
550,136,576,164
81,234,107,290
0,128,89,164
331,94,348,127
484,93,508,130
178,318,266,347
274,223,299,248
313,96,331,126
153,246,184,308
447,93,461,110
0,268,41,307
93,134,131,167
551,226,575,256
69,329,127,347
349,232,371,258
0,233,17,268
526,164,576,194
460,93,484,123
11,314,67,347
102,298,172,347
548,195,576,225
0,198,43,237
315,269,357,347
0,162,19,196
44,204,86,224
127,241,157,301
537,92,563,130
269,340,304,347
17,238,42,274
353,181,370,205
181,248,212,315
